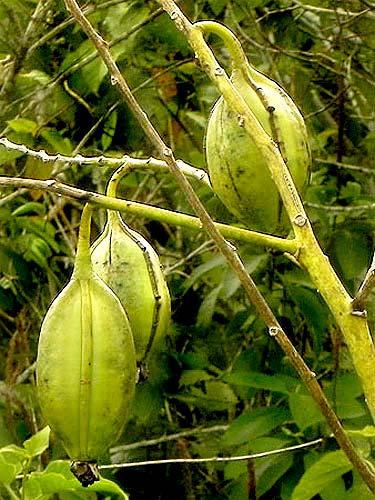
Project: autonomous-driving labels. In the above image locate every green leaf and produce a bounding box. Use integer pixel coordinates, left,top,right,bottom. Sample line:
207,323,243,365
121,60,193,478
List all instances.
208,0,228,15
23,426,50,458
288,286,329,353
0,457,19,485
288,392,324,431
61,40,107,95
12,202,46,217
179,369,213,386
23,461,128,499
0,444,27,463
23,236,52,268
101,110,118,151
197,285,222,327
0,144,24,163
40,128,73,155
224,371,299,395
345,471,375,499
222,407,291,446
0,444,25,484
331,229,372,281
327,373,366,420
348,426,375,438
256,451,294,497
7,118,37,135
291,451,352,500
175,380,237,412
184,255,226,290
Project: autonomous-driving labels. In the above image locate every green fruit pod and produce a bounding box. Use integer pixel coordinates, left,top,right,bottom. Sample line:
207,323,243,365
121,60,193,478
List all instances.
204,22,310,233
91,209,171,374
36,205,136,486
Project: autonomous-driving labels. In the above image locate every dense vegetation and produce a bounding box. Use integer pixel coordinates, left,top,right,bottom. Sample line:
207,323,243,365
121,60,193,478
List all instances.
0,0,374,498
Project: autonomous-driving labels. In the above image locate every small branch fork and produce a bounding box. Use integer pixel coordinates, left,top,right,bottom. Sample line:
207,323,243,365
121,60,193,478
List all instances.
353,252,375,312
61,0,375,490
0,175,297,253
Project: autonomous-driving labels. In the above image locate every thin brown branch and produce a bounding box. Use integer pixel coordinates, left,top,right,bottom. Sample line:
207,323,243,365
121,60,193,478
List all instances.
352,252,375,311
26,0,130,57
314,158,375,175
111,425,229,453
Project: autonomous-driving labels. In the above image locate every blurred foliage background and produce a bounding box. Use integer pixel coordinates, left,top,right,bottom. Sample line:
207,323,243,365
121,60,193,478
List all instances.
0,0,374,498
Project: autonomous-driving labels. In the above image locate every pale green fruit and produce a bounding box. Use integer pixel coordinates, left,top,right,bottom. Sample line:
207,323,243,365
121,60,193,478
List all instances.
91,211,171,369
36,206,136,464
205,32,310,233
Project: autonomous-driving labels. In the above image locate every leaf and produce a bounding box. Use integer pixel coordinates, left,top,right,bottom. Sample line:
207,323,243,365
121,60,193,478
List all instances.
0,444,25,484
288,285,329,353
197,285,222,327
327,373,366,420
184,255,226,290
61,40,107,95
222,407,291,446
23,426,50,458
179,369,213,386
291,451,352,500
224,371,299,395
0,457,20,485
23,236,52,268
331,229,372,281
0,143,23,163
12,202,46,217
208,0,228,15
6,118,37,135
175,380,238,412
101,110,118,151
221,254,268,299
347,426,375,438
40,128,73,155
345,471,375,499
23,461,128,499
23,157,54,186
256,452,294,497
288,392,324,431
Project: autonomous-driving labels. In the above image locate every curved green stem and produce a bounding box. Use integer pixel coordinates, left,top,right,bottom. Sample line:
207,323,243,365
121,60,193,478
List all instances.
195,21,265,92
195,21,248,75
73,203,93,279
104,160,299,252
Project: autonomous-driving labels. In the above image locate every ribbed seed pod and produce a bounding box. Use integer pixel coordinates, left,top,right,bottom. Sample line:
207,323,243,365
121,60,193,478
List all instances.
91,209,171,375
204,22,310,233
36,205,136,486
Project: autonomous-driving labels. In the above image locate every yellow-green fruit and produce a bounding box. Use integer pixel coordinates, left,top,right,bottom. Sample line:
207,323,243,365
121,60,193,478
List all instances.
36,207,136,462
205,63,310,233
91,212,171,368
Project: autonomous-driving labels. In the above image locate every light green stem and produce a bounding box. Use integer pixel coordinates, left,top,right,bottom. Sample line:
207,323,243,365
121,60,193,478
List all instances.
189,21,375,420
73,203,93,279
